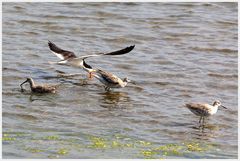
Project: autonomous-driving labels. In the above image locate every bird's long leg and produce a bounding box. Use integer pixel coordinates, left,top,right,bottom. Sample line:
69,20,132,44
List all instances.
199,116,202,124
104,86,108,91
104,86,110,91
202,117,205,125
87,72,94,80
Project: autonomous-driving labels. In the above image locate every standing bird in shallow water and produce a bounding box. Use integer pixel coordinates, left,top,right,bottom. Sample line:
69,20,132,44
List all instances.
20,77,57,93
185,100,227,125
48,41,135,78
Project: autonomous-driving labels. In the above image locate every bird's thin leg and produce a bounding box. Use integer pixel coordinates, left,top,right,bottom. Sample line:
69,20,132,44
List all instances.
87,72,94,80
105,87,110,91
104,86,108,91
202,117,205,125
199,116,202,124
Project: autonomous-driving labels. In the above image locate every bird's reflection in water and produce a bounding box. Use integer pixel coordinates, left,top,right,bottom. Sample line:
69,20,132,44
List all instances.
189,123,221,141
29,94,50,102
98,91,132,109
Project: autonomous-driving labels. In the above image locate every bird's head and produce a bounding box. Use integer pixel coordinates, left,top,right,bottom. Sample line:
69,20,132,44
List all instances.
123,77,131,83
213,100,227,109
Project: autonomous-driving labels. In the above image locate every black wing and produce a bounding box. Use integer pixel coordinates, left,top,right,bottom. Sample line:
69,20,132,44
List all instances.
103,45,135,56
48,41,77,60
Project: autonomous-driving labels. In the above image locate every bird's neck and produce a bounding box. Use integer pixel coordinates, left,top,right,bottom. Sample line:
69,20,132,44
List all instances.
28,80,35,89
121,81,128,87
211,105,219,114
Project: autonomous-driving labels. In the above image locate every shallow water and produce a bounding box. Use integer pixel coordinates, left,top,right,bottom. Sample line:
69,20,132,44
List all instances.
2,2,238,159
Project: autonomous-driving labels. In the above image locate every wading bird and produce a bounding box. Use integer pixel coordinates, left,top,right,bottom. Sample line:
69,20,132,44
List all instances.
82,60,132,91
185,100,227,125
20,77,57,93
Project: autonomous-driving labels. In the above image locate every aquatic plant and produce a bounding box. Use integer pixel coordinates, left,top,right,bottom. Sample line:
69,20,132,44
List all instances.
57,148,69,155
25,147,44,153
2,131,214,159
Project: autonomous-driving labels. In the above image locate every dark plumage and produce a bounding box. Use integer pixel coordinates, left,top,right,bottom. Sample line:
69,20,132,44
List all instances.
20,78,57,93
48,41,77,60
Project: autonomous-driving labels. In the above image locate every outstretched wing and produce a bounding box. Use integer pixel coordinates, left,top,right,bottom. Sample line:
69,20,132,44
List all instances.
97,69,119,84
48,41,77,60
79,45,135,59
103,45,135,56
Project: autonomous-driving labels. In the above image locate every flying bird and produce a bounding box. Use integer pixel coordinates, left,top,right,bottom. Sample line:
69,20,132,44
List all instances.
48,41,135,78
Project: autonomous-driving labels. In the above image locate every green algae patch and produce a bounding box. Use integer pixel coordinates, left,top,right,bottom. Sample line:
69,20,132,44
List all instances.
154,143,184,156
141,149,158,158
25,147,44,153
136,140,152,146
44,135,60,140
2,133,16,141
183,141,211,152
88,136,108,149
57,148,69,155
111,140,122,148
2,131,215,158
140,141,213,158
2,137,16,141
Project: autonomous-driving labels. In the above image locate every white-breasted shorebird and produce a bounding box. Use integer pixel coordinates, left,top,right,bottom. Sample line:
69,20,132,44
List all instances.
93,69,131,91
185,100,227,125
82,60,131,91
48,41,135,78
20,77,57,93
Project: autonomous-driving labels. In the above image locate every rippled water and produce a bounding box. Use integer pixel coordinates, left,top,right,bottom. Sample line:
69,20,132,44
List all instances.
2,2,238,159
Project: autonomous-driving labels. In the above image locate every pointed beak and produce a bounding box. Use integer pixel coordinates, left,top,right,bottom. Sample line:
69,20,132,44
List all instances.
20,80,28,89
129,80,136,85
221,105,227,109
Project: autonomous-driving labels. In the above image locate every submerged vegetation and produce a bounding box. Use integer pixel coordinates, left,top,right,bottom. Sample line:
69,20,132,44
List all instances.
2,131,215,159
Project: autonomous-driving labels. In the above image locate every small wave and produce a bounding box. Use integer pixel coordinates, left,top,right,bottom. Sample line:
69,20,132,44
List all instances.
205,82,237,90
123,2,139,6
3,67,20,72
208,73,238,78
3,112,38,121
14,5,25,10
190,47,237,53
95,11,120,18
216,20,237,26
24,31,39,36
154,81,170,86
168,32,199,37
18,20,54,25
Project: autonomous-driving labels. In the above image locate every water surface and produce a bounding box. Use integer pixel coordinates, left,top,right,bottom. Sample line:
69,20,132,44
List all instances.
2,2,238,159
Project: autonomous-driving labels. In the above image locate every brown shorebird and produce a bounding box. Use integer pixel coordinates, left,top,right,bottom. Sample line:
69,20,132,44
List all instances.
92,69,131,91
48,41,135,78
185,100,227,124
20,77,57,93
81,60,132,91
